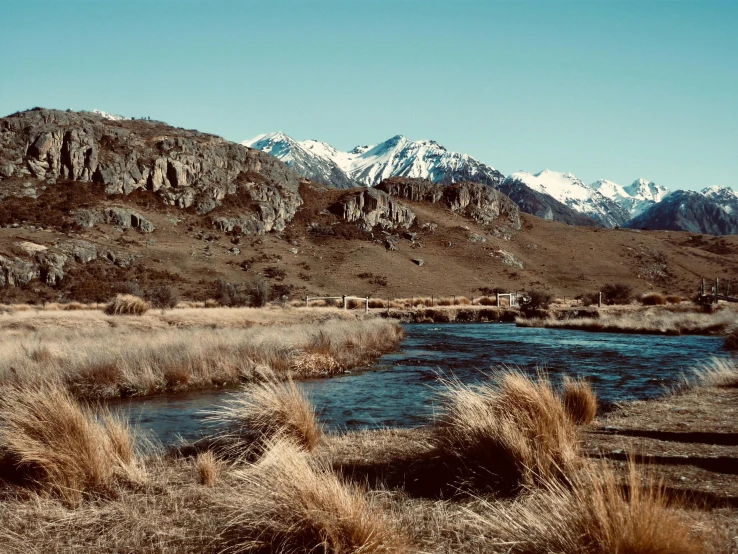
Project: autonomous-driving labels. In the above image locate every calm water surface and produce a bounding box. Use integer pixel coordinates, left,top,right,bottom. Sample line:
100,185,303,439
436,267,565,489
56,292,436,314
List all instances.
115,323,728,446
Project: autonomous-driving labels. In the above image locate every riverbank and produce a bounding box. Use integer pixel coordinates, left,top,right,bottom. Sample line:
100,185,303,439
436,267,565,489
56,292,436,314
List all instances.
0,361,735,552
517,303,738,336
0,308,403,400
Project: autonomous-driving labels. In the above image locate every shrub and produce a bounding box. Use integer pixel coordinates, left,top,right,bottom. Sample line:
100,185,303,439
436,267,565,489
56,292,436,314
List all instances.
639,292,666,306
471,459,705,554
105,294,150,316
215,280,250,307
666,295,683,304
0,385,140,505
433,371,579,492
601,283,632,305
222,438,410,553
248,278,270,307
520,290,553,316
216,378,323,453
147,284,180,310
562,376,597,424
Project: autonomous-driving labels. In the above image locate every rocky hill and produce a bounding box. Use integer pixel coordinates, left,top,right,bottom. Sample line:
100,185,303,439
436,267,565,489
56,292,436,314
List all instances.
0,108,736,304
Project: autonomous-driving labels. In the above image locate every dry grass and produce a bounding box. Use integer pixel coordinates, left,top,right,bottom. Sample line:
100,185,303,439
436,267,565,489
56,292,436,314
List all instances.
562,376,598,424
693,357,738,388
474,295,497,306
640,292,667,305
433,371,580,492
215,378,323,453
519,305,737,335
666,295,684,304
195,451,223,487
0,317,403,399
0,384,143,505
470,460,706,554
222,438,410,553
105,294,150,316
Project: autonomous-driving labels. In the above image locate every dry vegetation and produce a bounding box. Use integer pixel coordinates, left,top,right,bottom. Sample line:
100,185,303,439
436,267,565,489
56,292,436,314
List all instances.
519,304,738,336
0,314,403,399
0,366,730,553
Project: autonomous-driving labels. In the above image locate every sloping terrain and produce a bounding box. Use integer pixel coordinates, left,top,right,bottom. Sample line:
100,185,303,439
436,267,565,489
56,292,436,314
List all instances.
1,109,737,304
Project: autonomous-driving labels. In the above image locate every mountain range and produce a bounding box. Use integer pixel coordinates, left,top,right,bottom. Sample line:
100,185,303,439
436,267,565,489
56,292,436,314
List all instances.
245,132,736,235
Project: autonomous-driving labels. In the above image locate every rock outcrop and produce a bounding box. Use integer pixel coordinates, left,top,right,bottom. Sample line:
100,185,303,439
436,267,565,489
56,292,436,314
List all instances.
75,207,155,232
376,177,522,229
0,108,302,234
331,188,416,231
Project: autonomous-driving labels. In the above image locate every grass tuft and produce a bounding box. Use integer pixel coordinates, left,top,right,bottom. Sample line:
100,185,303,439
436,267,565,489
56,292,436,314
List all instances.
222,438,410,553
195,451,223,487
105,294,150,316
471,459,706,554
216,378,323,453
562,376,598,424
725,325,738,351
433,370,579,493
0,384,141,505
693,357,738,388
640,292,667,305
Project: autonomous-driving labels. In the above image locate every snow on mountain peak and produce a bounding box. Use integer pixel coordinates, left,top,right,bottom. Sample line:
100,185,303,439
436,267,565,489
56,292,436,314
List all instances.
243,131,503,188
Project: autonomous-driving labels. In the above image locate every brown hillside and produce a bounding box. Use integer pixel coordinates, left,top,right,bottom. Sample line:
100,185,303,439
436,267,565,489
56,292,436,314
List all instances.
1,178,736,304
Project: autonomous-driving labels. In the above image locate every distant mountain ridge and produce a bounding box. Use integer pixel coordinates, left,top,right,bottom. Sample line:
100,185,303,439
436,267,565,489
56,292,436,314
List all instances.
245,130,736,235
243,132,505,189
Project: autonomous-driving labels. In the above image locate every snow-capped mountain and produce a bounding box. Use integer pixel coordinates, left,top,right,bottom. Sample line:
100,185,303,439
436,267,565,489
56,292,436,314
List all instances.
243,132,505,189
702,186,738,215
502,170,630,227
627,190,738,235
592,178,670,218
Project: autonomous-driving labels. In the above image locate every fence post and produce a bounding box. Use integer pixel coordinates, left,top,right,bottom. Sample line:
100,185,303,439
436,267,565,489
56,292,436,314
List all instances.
715,278,719,304
598,292,602,307
453,295,456,305
431,295,434,307
305,296,309,308
342,295,347,310
365,297,369,313
496,292,500,307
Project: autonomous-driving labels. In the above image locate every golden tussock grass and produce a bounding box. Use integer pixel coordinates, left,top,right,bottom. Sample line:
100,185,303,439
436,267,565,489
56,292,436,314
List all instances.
470,459,706,554
666,295,684,304
222,438,411,553
433,371,580,492
639,292,667,305
562,376,598,424
105,294,150,316
473,296,497,306
693,357,738,388
0,317,403,399
215,378,323,453
195,451,223,487
0,384,143,505
519,305,737,336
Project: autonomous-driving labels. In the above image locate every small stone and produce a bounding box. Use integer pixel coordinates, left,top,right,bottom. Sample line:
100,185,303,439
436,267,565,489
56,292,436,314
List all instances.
412,258,424,266
289,248,299,254
230,247,241,255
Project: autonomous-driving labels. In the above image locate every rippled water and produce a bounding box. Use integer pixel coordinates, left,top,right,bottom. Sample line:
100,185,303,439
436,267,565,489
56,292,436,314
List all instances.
114,323,729,446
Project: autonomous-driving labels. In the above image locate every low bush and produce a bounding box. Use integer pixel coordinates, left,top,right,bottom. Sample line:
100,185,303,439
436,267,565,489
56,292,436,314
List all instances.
562,376,597,424
433,371,579,492
666,295,683,304
521,290,553,316
639,292,666,306
216,378,323,453
472,460,705,554
601,283,632,305
147,284,179,310
222,438,410,553
105,294,150,316
195,451,223,487
0,385,141,505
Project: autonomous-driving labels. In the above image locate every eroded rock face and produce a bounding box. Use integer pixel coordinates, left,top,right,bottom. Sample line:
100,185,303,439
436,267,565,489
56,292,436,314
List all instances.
74,207,155,232
331,188,416,231
376,177,521,229
0,108,302,234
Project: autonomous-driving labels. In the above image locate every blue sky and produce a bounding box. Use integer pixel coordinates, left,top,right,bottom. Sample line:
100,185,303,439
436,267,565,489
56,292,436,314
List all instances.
1,0,736,190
